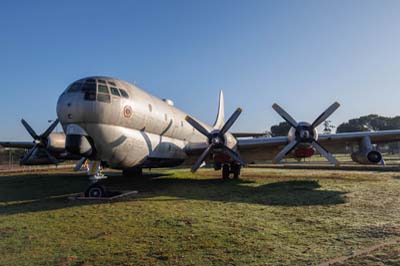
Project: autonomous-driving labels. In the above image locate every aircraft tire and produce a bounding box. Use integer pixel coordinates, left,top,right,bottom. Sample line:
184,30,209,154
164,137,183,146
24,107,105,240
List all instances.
222,164,230,179
232,164,241,179
85,184,106,198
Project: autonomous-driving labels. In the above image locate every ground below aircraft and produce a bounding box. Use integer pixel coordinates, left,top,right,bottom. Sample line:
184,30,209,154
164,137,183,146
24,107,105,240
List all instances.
2,76,400,197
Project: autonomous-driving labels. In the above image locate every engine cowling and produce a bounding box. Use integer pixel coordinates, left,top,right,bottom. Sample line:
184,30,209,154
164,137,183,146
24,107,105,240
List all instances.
46,133,66,152
351,150,382,164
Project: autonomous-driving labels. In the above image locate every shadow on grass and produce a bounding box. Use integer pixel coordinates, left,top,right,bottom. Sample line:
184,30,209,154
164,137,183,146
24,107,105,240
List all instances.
0,171,346,215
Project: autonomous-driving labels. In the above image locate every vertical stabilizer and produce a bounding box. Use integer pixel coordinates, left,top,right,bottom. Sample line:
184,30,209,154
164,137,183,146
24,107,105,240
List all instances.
213,90,225,129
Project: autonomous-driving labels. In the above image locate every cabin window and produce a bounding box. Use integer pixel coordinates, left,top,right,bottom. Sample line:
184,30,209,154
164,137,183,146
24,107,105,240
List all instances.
164,114,168,121
98,85,109,94
110,87,120,96
181,121,184,127
119,89,129,98
148,104,152,112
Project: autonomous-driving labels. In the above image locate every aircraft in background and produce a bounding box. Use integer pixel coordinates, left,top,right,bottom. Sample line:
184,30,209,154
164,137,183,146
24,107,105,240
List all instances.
2,76,400,197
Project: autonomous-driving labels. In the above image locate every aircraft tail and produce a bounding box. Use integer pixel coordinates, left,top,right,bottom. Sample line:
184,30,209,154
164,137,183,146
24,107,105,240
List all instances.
213,90,225,129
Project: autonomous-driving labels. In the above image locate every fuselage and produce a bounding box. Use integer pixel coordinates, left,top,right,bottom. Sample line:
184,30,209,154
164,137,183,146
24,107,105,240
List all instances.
56,77,236,169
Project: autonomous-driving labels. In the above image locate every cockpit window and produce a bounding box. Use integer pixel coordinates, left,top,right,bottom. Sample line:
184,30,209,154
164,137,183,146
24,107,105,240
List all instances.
110,87,120,96
97,79,106,84
108,81,116,86
97,94,111,103
81,82,96,92
98,85,109,94
82,81,96,101
84,91,96,101
119,89,129,98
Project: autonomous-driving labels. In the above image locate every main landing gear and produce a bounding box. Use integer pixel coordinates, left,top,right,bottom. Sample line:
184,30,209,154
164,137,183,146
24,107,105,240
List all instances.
222,163,241,180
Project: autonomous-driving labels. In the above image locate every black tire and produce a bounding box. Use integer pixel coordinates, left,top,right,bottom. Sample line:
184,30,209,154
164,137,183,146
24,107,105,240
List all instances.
85,184,106,198
232,164,241,179
222,164,230,180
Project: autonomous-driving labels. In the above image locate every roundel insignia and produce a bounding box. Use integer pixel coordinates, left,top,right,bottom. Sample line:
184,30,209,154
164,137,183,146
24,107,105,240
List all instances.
123,105,132,118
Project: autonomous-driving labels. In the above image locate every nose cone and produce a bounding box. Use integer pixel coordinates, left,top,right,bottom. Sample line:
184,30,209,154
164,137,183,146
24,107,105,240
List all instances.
57,79,95,126
57,90,83,126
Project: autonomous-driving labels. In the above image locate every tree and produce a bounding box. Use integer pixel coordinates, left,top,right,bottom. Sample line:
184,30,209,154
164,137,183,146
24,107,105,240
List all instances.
336,114,400,133
322,120,335,134
270,122,291,137
336,114,400,153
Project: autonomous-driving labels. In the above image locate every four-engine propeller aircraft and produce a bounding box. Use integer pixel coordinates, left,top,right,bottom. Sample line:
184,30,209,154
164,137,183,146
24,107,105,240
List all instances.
2,76,400,197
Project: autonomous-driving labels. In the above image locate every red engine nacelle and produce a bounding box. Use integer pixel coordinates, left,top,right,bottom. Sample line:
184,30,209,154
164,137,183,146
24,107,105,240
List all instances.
213,153,231,163
294,148,315,158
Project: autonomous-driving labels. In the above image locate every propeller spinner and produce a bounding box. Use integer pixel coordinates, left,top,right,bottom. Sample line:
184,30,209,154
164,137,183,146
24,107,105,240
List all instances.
185,108,246,172
272,102,340,165
20,119,60,165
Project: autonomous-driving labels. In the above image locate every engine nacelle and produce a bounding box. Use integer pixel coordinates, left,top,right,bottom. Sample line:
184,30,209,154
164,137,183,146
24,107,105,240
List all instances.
351,150,382,164
46,133,66,152
65,134,94,157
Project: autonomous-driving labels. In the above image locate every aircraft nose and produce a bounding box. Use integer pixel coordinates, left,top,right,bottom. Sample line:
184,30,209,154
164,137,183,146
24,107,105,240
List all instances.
57,92,81,124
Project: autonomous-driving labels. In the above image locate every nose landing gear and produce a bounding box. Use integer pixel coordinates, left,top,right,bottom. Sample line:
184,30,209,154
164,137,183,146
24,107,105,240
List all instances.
83,160,108,198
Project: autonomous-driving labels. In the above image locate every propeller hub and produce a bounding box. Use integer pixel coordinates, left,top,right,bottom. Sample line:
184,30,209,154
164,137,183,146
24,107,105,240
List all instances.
294,122,318,143
209,131,225,146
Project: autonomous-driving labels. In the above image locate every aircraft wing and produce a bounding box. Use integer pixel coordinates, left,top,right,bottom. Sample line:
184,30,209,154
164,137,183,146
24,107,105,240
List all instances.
232,132,267,138
237,136,289,162
0,141,34,149
317,129,400,153
236,129,400,162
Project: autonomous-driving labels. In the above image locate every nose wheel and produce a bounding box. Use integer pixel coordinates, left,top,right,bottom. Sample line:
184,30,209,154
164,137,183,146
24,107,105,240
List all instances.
85,183,107,198
222,163,241,180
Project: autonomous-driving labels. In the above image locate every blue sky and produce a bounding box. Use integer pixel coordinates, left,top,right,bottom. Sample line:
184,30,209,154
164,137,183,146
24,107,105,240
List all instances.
1,0,400,140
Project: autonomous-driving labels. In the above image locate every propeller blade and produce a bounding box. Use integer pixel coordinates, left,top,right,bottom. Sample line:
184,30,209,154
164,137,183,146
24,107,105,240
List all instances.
312,141,339,165
273,140,299,164
191,144,214,172
272,103,298,128
185,116,211,138
21,119,39,140
41,119,59,138
221,146,246,166
20,145,39,164
311,102,340,128
43,149,59,165
220,108,243,135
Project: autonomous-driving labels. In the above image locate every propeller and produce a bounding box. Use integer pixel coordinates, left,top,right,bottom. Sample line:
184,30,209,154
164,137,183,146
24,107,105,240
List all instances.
20,119,60,165
272,102,340,165
185,108,246,172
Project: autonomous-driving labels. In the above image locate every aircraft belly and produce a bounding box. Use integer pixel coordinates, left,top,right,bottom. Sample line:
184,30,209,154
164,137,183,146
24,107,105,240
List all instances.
82,123,187,169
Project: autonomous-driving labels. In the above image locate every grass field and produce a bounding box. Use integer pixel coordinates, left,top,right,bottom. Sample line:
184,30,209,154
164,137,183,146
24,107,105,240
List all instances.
1,167,400,266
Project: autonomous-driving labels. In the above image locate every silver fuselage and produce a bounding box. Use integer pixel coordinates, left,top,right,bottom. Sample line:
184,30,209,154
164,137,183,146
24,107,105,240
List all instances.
56,77,236,169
